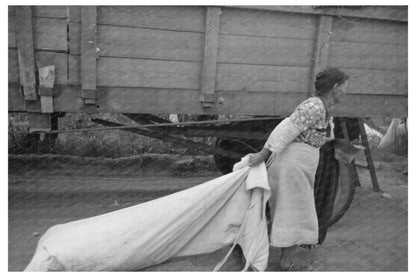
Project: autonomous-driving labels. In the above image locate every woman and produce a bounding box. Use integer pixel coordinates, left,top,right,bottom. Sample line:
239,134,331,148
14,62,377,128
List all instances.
247,67,349,270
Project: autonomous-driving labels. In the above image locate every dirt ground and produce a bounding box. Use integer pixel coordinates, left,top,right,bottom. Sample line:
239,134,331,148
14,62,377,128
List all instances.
8,151,408,271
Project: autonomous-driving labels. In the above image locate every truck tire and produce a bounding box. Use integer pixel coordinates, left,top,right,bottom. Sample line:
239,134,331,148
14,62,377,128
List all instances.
327,161,357,226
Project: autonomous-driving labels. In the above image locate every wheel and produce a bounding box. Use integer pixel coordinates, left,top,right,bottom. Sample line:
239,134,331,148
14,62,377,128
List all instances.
213,137,264,174
327,161,357,226
214,128,356,227
213,119,282,174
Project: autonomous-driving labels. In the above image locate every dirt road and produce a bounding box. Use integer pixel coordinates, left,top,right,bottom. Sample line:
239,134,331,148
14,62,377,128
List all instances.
8,154,407,271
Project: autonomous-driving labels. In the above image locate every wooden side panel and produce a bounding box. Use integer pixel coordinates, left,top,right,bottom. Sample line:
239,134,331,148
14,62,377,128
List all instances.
328,17,407,97
96,6,205,31
329,42,407,71
32,6,68,18
80,6,97,91
15,6,37,100
220,8,317,39
309,15,332,95
69,55,201,89
8,49,19,83
9,84,408,117
341,68,407,96
69,55,309,93
9,17,67,51
227,6,408,22
216,64,309,92
331,17,408,44
9,49,68,84
217,35,314,66
200,7,221,107
9,6,67,18
69,23,204,60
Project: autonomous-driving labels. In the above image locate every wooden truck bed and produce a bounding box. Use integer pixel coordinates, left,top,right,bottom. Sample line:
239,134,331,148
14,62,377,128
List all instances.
9,6,407,126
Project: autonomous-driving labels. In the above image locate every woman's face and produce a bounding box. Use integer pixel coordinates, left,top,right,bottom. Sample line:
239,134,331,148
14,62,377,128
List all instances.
333,80,349,102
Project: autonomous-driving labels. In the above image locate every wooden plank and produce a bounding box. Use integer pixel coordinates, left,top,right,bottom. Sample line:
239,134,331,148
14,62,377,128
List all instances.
331,17,407,45
97,6,205,32
309,15,332,96
340,68,407,96
32,6,68,18
71,56,310,92
358,118,380,191
69,55,201,89
81,6,97,91
34,18,68,51
9,16,68,51
216,64,310,92
28,113,51,132
220,7,317,39
70,23,314,66
218,35,314,66
200,7,221,108
9,49,68,84
8,15,16,48
68,6,81,22
8,85,408,117
334,94,407,117
226,6,408,22
329,42,407,71
15,6,37,100
8,49,19,83
38,65,55,113
69,23,204,60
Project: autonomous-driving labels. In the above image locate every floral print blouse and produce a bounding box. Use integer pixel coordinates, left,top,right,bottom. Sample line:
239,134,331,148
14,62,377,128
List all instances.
289,97,329,148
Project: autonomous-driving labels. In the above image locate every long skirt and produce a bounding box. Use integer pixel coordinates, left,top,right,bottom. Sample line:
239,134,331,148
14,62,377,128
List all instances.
267,142,320,247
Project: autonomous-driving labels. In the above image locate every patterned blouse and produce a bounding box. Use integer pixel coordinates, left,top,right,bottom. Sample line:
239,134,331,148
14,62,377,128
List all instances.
289,97,329,148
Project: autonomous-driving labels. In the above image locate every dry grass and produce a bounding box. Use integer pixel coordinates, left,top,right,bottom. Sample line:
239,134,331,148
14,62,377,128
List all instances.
8,113,209,157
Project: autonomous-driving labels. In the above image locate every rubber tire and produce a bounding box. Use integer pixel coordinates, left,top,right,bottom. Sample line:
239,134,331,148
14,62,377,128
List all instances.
327,161,357,226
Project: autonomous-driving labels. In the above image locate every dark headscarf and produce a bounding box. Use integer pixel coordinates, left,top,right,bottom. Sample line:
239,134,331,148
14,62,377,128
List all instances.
315,68,349,96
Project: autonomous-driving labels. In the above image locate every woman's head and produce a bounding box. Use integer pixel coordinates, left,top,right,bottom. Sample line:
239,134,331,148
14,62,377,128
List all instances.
315,68,349,97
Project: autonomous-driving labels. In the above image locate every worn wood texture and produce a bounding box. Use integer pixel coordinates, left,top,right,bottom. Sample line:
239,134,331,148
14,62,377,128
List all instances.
69,23,314,66
216,64,309,92
69,54,310,92
80,6,97,92
69,23,204,60
9,6,67,18
9,85,408,117
9,49,68,84
28,113,51,132
219,8,317,39
309,15,332,96
9,7,68,51
9,17,68,50
200,7,221,107
227,6,408,22
69,55,201,89
339,68,407,96
218,35,314,66
329,42,407,71
331,17,407,44
15,6,37,100
38,65,55,113
69,6,205,31
32,6,68,18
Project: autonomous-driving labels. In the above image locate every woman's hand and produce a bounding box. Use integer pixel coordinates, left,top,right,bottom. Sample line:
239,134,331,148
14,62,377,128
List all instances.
247,148,272,167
